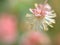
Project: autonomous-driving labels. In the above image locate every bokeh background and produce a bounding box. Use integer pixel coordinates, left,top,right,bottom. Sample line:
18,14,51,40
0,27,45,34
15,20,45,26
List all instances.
0,0,60,45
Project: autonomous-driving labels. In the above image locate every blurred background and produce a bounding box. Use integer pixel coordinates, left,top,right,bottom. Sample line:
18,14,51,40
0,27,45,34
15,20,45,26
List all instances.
0,0,60,45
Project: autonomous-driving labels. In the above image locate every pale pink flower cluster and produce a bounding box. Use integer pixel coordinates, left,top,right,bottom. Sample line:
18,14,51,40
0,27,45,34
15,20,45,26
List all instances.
29,3,51,17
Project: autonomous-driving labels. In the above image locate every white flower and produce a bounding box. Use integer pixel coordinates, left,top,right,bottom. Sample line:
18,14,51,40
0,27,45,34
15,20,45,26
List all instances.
26,3,56,31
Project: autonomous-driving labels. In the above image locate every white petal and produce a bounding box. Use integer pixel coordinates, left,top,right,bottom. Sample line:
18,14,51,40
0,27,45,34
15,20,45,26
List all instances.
43,23,48,31
46,13,56,18
45,20,53,27
29,8,33,13
35,3,38,8
39,23,44,31
45,17,55,23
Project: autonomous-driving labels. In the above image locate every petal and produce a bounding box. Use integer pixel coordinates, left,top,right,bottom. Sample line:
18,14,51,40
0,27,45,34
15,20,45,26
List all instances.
29,8,37,14
44,3,51,10
45,20,53,27
42,21,48,31
35,3,38,8
29,8,34,13
45,17,55,23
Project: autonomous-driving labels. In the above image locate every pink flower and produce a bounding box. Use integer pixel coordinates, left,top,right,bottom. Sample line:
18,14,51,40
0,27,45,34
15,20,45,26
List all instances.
29,3,51,18
0,13,17,44
21,31,51,45
26,3,56,31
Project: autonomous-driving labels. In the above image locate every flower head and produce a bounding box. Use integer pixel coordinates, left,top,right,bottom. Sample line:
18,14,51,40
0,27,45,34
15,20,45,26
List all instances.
26,3,56,31
29,3,51,18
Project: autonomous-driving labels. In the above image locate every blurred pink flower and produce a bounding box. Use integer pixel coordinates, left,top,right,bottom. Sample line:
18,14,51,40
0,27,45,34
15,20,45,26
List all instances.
0,13,17,44
21,31,51,45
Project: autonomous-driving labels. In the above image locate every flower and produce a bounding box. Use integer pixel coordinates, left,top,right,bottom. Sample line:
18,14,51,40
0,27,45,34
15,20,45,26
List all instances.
20,31,51,45
29,3,51,17
26,3,56,31
0,13,17,44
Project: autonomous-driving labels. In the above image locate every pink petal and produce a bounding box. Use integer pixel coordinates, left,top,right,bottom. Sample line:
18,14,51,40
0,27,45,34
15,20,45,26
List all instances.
44,4,51,11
